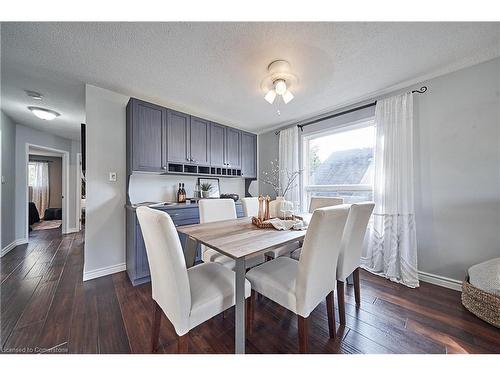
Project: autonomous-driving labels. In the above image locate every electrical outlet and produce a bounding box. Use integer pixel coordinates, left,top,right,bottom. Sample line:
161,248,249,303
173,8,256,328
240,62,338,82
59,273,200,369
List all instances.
109,172,117,182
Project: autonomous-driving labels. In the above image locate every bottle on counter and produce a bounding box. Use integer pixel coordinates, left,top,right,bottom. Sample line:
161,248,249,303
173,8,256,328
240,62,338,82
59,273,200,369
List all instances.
181,183,186,203
177,183,183,203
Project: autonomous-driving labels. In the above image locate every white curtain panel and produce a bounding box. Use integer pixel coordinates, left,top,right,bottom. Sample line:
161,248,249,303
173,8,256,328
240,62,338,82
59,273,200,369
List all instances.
361,93,419,288
32,162,50,219
278,126,300,205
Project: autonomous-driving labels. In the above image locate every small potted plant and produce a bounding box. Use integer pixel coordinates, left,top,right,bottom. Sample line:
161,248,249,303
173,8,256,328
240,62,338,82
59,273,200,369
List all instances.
200,182,212,198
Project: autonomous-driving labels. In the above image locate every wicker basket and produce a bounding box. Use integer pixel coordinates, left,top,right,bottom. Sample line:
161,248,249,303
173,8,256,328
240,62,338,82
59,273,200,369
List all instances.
461,275,500,328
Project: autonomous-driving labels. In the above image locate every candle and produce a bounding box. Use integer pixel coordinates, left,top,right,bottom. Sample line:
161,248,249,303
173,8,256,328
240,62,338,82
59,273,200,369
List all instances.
258,195,264,221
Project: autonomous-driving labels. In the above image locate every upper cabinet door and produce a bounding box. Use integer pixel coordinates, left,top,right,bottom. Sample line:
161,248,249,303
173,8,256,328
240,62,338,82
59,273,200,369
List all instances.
130,99,167,173
189,117,210,165
225,127,242,169
241,132,257,178
167,110,190,163
210,122,226,167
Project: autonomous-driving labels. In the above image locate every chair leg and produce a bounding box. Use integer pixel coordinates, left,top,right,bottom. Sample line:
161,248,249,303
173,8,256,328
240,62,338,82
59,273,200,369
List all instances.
151,301,162,353
353,267,361,306
298,315,309,354
246,290,256,335
337,280,346,326
326,291,336,338
177,334,189,354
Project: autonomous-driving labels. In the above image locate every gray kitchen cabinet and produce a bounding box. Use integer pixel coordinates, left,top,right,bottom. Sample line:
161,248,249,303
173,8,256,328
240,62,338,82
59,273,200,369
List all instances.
189,116,210,165
209,122,226,167
225,127,241,169
167,110,190,163
241,132,257,178
127,97,256,177
127,98,167,173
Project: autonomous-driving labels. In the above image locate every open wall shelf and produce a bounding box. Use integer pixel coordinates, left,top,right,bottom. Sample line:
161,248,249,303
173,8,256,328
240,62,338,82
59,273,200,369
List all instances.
167,163,242,178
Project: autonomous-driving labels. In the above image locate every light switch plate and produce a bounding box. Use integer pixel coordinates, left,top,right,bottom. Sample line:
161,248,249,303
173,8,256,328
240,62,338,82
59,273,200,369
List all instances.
109,172,117,182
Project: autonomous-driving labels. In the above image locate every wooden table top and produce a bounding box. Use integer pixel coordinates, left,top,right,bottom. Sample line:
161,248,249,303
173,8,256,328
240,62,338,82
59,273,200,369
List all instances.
177,217,308,260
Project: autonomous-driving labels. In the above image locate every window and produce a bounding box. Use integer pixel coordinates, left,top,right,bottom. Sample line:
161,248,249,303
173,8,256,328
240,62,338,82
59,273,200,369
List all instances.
302,120,375,206
28,162,37,186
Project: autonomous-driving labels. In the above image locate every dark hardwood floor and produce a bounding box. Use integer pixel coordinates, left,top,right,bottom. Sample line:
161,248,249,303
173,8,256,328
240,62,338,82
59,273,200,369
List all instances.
1,228,499,354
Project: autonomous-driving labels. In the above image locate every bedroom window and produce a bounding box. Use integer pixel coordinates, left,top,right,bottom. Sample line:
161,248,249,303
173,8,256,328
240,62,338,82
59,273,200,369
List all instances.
302,120,375,205
28,162,37,187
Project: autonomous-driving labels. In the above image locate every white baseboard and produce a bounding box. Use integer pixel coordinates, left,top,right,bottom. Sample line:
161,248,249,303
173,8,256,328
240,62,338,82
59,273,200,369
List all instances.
83,262,126,282
65,227,80,234
1,238,28,257
418,271,462,291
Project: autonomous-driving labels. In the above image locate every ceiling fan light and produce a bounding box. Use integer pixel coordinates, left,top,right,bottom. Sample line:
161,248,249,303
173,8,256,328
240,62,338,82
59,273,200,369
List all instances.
282,90,294,104
274,79,287,95
28,106,60,121
264,89,277,104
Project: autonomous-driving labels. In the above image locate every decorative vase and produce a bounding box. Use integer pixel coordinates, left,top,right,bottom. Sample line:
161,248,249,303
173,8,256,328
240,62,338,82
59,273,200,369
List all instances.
269,196,285,218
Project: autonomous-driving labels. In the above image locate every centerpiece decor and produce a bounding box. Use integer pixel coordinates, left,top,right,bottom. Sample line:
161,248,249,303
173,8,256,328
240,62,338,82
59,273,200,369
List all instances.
261,159,302,218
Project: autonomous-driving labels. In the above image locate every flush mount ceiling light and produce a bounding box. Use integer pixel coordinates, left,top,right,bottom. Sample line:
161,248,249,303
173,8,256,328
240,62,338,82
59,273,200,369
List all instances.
28,106,61,121
261,60,298,105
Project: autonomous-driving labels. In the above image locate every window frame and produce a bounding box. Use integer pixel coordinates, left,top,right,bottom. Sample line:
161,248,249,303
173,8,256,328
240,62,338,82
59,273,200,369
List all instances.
300,117,376,208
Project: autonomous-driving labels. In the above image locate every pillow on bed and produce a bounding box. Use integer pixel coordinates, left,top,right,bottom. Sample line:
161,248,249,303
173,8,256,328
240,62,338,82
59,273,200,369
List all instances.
468,257,500,296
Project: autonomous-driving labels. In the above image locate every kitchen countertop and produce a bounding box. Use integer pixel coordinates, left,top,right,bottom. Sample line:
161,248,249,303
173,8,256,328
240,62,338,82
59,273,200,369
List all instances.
125,201,242,211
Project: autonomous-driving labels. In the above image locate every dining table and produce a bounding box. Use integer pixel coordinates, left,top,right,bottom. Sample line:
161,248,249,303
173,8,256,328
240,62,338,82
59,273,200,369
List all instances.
177,215,311,354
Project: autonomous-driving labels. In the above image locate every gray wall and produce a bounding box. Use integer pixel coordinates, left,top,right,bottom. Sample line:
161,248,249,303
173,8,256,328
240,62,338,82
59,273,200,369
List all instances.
84,84,128,276
258,57,500,282
15,124,80,239
29,155,63,209
414,57,500,281
1,111,16,249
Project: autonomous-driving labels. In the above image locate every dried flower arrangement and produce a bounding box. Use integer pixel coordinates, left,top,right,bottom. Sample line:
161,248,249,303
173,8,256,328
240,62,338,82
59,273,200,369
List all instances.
261,159,302,197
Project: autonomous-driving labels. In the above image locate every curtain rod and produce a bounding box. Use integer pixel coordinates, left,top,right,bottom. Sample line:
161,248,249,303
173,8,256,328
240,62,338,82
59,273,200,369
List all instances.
274,86,428,135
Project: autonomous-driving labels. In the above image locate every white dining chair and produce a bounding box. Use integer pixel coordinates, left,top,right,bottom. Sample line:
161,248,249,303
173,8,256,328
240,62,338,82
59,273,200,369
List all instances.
336,202,375,325
290,197,344,260
246,205,350,353
241,197,259,217
136,206,251,353
199,199,265,270
309,197,344,213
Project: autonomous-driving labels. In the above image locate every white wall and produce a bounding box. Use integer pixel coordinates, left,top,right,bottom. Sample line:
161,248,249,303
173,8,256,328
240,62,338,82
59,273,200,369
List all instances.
258,57,500,284
14,123,80,240
1,111,16,250
128,174,244,203
84,84,128,277
84,84,246,279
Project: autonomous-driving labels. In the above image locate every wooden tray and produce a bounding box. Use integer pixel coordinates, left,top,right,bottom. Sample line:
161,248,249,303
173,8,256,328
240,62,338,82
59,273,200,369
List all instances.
252,216,300,229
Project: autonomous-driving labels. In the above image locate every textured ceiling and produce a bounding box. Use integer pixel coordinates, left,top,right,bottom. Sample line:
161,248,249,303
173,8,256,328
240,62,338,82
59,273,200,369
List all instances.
1,22,499,140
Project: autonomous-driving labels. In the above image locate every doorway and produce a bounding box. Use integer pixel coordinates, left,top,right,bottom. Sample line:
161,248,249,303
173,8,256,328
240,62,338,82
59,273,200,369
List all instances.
25,144,70,238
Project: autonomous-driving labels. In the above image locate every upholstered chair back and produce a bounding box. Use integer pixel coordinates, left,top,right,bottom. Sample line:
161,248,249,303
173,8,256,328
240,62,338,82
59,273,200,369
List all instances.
296,204,350,317
199,199,237,256
337,202,375,280
309,197,344,213
241,197,259,217
136,207,191,335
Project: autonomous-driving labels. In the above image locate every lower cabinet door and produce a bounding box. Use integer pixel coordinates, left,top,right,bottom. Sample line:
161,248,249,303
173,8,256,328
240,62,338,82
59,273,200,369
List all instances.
135,225,150,279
